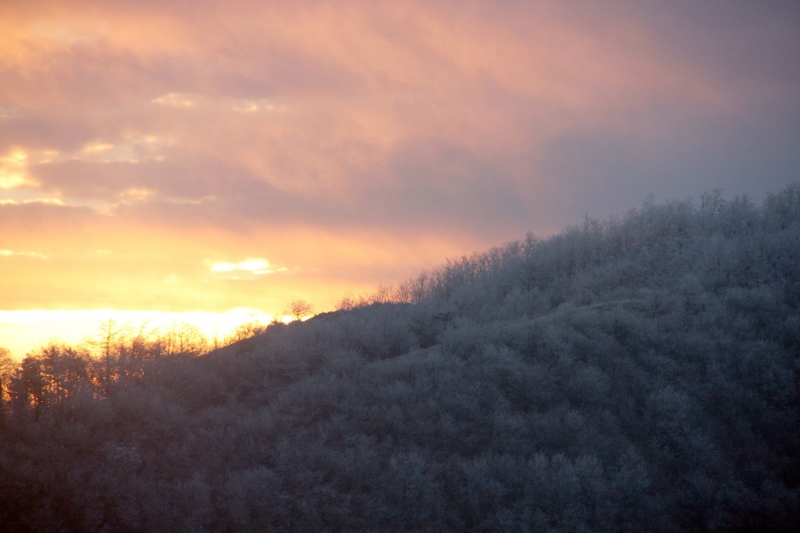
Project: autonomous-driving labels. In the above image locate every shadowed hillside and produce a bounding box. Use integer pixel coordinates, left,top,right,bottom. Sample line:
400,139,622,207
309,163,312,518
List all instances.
1,186,799,532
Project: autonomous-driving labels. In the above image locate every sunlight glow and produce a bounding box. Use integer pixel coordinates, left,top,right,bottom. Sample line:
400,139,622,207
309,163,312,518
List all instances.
82,142,114,153
153,93,201,107
0,172,30,189
71,136,171,164
118,188,155,201
0,249,49,259
231,99,275,113
0,308,275,360
207,258,286,275
0,149,36,189
0,198,63,205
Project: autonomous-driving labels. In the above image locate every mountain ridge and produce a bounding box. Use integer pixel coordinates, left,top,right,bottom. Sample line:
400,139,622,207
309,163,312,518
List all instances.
1,185,799,532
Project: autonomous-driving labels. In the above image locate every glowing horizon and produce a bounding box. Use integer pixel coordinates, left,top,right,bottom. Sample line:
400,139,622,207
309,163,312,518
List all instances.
0,308,280,360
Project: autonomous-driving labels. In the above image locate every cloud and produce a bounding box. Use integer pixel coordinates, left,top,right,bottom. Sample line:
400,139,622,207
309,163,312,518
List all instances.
153,93,202,107
205,258,288,279
0,249,49,259
0,149,38,189
153,93,275,113
0,0,797,327
0,198,63,205
230,99,275,113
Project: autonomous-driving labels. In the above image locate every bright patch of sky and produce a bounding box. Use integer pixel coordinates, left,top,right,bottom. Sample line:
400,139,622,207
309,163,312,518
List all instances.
206,258,288,278
153,93,202,107
0,249,49,258
0,308,275,360
0,149,36,189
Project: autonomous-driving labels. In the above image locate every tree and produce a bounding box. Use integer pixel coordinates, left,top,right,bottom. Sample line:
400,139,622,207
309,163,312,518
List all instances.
286,300,314,321
93,319,123,394
0,347,15,415
159,322,209,356
36,343,92,410
9,355,46,420
224,321,268,345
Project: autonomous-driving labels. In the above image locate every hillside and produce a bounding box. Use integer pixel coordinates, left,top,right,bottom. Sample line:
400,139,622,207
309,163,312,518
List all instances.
1,186,799,532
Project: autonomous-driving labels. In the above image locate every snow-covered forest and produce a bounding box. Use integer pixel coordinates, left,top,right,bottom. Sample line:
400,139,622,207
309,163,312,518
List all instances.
1,185,799,532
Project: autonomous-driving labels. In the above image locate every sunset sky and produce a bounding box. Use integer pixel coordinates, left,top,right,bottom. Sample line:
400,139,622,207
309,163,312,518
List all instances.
1,0,799,357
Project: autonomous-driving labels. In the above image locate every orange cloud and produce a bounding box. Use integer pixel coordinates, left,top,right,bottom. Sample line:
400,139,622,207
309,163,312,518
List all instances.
0,0,798,358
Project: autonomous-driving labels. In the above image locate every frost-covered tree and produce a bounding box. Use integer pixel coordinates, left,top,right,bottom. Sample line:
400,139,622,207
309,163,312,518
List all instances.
1,184,799,532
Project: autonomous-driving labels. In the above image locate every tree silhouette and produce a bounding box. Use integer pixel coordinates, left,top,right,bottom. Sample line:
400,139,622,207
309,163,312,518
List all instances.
287,300,314,321
0,347,14,414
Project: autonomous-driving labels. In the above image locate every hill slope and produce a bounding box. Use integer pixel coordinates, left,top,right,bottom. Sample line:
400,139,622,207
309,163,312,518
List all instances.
1,186,799,532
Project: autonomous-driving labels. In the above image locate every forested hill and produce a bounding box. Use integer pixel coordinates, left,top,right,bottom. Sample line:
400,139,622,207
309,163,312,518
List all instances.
2,186,799,532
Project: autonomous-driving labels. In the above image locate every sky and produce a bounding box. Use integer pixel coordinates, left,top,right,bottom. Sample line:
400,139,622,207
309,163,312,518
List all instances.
1,0,799,357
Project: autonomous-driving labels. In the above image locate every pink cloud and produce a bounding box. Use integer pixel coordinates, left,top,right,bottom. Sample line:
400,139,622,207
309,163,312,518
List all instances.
0,0,797,316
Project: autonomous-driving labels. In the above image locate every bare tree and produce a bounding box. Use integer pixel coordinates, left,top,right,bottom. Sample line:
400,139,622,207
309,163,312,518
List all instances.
0,347,15,411
93,319,122,394
224,321,268,345
287,300,314,321
335,292,356,311
159,322,209,356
